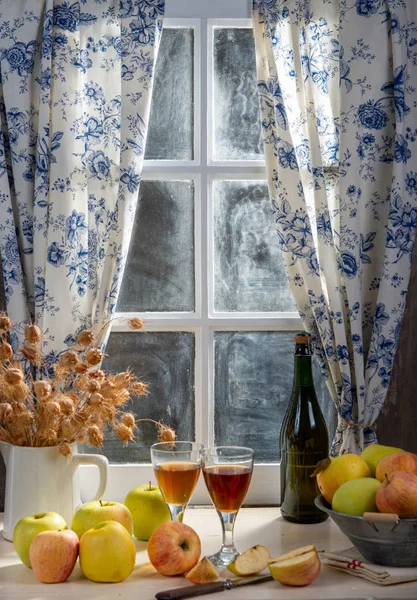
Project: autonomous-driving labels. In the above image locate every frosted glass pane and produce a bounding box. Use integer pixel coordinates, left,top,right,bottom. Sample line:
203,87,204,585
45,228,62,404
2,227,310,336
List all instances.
117,181,195,312
214,332,336,464
213,28,263,161
213,180,296,312
94,332,195,464
145,28,193,160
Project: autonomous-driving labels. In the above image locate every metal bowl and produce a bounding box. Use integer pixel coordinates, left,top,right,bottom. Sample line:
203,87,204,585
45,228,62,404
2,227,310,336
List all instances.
314,495,417,568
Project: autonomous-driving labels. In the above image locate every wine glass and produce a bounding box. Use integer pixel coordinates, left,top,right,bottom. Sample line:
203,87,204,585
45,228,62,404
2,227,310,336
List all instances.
201,446,254,567
151,441,203,522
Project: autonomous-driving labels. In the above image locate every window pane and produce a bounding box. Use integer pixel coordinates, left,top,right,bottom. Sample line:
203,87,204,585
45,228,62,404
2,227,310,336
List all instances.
214,331,336,463
213,28,263,161
145,28,194,160
117,180,195,312
94,332,195,463
213,180,296,312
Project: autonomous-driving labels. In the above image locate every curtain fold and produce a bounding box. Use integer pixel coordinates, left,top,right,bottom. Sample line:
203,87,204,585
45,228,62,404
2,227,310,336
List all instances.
253,0,417,453
0,0,164,362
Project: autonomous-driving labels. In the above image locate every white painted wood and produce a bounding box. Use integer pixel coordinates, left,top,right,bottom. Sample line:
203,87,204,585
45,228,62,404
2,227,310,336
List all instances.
165,0,252,19
1,509,416,598
112,316,302,329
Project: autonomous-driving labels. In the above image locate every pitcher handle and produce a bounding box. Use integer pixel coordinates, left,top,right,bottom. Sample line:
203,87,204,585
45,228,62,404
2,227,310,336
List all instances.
72,454,109,501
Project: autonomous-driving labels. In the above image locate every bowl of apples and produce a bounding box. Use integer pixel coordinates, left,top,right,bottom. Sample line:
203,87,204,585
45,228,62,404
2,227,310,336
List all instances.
314,445,417,568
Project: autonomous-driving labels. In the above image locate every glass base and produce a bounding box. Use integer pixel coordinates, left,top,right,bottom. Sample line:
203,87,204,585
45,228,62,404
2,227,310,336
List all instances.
208,546,239,567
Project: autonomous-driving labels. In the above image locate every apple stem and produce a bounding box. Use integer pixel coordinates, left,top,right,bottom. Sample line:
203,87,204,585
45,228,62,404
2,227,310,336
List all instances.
149,481,152,491
100,500,102,507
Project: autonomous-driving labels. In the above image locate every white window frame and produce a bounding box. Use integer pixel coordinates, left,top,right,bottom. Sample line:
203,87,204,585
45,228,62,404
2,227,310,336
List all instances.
80,1,302,506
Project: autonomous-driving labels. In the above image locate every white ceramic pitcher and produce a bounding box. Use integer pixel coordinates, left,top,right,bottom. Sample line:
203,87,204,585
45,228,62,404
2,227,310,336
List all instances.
0,441,108,541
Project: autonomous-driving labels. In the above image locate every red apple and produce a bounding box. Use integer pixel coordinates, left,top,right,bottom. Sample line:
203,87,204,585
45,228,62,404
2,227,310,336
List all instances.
29,529,79,583
376,471,417,518
375,451,417,482
148,522,201,576
228,545,271,576
268,545,321,587
186,556,219,584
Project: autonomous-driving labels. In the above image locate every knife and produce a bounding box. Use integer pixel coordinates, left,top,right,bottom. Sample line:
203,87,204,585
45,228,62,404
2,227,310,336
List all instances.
155,574,274,600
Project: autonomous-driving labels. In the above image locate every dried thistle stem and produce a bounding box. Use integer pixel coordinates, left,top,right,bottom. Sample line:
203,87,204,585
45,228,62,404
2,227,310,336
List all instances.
0,318,176,453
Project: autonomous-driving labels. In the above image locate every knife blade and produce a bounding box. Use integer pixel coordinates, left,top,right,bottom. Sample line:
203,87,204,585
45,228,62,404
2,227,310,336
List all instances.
155,574,274,600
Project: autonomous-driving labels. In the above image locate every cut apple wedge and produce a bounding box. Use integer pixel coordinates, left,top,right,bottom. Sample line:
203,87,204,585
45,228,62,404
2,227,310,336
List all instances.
268,545,320,587
227,545,271,576
186,556,219,584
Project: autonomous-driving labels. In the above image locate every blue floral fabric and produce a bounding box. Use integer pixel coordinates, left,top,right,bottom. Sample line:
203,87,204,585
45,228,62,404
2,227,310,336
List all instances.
253,0,417,454
0,0,164,358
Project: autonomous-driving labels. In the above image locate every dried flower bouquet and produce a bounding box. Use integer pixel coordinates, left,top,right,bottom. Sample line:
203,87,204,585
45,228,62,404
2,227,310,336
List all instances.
0,315,175,456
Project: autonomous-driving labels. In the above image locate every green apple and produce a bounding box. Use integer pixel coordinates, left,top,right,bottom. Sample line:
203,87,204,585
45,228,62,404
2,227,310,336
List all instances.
332,477,381,516
79,520,136,583
124,483,171,541
13,511,68,568
72,500,133,540
361,444,403,477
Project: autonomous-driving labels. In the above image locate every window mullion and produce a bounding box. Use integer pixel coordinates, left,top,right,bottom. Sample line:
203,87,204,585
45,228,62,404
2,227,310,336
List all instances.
200,18,210,448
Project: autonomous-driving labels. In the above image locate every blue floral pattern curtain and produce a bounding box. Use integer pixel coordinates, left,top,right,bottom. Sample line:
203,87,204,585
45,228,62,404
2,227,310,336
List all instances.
0,0,164,361
253,0,417,453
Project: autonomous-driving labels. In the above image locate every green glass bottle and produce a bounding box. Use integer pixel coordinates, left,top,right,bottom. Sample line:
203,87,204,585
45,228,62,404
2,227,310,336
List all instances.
280,332,329,523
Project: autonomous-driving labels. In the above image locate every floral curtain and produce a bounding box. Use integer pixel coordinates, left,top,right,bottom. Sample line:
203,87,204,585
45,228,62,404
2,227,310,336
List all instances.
253,0,417,454
0,0,164,363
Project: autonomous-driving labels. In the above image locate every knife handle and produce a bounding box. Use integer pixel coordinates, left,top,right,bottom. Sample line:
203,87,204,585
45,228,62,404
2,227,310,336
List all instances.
155,581,226,600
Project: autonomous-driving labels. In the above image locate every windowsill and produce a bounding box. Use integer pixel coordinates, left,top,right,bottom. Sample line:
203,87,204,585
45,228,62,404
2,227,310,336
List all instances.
1,507,416,599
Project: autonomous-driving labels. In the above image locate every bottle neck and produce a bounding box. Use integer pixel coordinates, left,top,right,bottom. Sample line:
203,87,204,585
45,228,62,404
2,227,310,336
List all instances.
293,354,314,387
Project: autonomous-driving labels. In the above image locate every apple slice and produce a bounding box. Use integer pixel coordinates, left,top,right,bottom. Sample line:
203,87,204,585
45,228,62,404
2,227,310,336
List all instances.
268,545,320,587
186,556,219,584
227,545,271,576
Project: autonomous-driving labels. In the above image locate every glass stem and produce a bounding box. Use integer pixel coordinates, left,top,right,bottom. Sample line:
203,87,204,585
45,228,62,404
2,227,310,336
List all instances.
218,510,238,554
168,504,185,523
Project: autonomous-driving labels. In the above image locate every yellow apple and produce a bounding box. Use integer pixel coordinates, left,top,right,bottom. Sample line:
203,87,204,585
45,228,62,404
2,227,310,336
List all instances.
268,545,320,587
186,556,219,584
79,520,136,583
316,454,371,504
72,500,133,539
148,522,201,576
361,444,403,477
29,530,79,583
227,545,271,576
124,483,171,541
332,477,381,516
13,511,68,568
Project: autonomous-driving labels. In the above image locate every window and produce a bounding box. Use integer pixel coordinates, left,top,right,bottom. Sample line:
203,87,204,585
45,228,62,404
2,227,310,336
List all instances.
80,1,335,505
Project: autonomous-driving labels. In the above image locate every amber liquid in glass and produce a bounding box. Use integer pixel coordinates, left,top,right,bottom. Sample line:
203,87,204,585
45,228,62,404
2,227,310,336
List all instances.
203,465,252,512
155,461,201,505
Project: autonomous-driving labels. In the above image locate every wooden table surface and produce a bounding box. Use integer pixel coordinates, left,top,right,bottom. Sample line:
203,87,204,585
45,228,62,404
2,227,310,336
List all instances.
1,508,416,600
